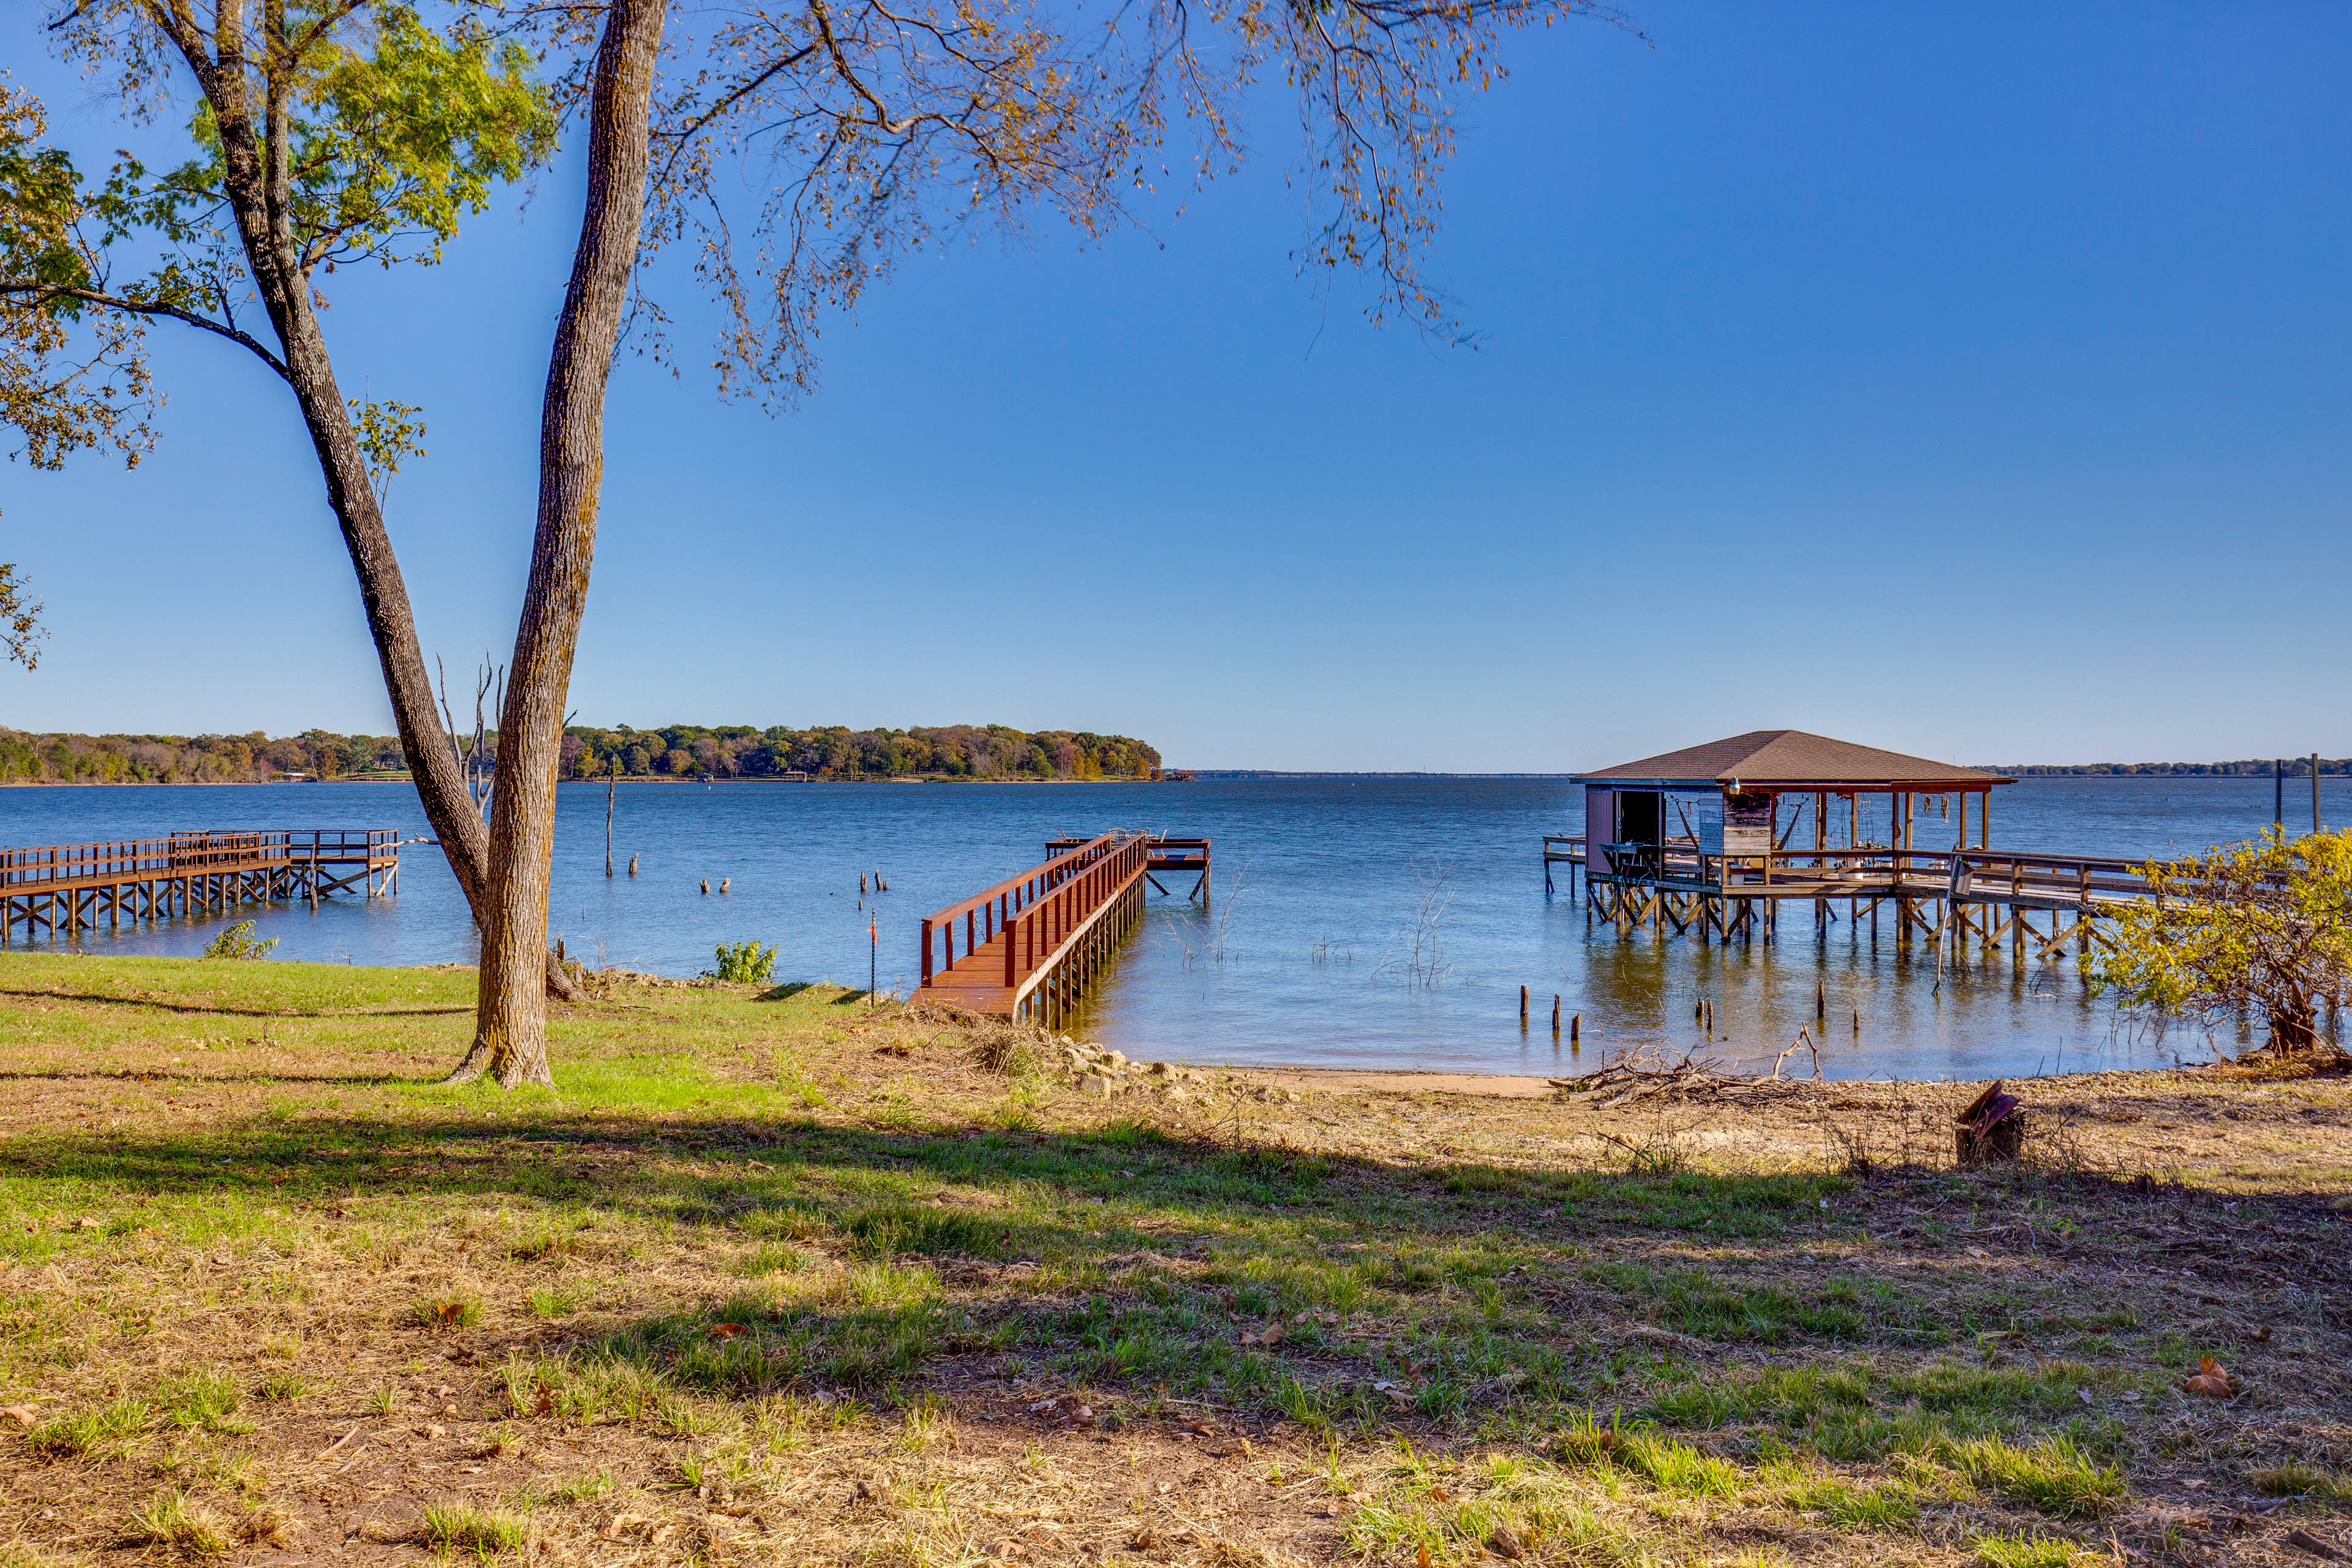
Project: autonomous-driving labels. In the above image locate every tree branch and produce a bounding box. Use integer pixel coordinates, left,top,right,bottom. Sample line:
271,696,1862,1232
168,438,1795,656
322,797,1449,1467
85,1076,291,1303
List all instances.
0,281,290,379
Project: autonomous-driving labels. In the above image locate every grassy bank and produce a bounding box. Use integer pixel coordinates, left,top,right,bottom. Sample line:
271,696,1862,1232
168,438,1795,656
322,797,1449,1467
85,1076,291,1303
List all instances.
0,952,2346,1567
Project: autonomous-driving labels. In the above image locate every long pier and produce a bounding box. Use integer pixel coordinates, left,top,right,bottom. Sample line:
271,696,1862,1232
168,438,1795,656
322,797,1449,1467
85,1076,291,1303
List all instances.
1544,835,2147,962
0,830,400,943
918,832,1208,1024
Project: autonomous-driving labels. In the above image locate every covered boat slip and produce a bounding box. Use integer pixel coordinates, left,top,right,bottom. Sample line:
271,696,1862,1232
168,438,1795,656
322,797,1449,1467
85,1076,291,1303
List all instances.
1548,730,2133,956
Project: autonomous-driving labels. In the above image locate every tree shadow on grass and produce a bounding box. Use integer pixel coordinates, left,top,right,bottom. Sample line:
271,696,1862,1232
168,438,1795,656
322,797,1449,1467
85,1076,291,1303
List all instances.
0,1068,428,1088
10,1099,2312,1433
0,984,470,1020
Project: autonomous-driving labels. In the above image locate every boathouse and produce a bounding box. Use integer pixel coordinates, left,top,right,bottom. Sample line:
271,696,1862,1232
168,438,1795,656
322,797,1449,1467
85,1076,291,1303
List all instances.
1572,729,2011,875
1540,730,2162,956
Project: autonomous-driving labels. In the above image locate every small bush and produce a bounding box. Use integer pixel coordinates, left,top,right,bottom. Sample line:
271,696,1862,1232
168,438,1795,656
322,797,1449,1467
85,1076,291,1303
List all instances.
201,921,277,960
704,940,777,984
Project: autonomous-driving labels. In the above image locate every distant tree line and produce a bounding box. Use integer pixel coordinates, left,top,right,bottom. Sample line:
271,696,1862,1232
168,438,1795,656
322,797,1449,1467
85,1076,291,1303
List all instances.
560,724,1161,781
0,723,1161,784
1988,759,2348,777
0,728,400,783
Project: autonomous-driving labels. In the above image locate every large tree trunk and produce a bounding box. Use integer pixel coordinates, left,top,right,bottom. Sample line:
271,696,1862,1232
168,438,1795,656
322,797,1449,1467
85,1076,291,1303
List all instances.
147,5,580,1003
2266,997,2318,1055
448,0,667,1088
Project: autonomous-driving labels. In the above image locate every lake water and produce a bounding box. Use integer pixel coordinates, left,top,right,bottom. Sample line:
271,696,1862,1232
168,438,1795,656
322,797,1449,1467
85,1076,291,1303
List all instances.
1,774,2342,1081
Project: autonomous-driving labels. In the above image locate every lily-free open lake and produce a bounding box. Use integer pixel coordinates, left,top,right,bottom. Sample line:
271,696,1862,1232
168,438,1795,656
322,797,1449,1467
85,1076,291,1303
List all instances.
2,774,2342,1080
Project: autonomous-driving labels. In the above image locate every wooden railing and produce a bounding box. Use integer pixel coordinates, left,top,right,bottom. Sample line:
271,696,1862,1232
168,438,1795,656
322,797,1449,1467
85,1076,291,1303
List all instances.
1046,835,1210,872
999,832,1153,992
919,831,1148,985
0,829,399,891
1546,834,2162,906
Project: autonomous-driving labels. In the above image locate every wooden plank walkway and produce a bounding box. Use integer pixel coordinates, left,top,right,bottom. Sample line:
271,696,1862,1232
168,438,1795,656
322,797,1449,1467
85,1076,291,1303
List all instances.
1541,834,2167,960
919,832,1189,1024
0,830,400,941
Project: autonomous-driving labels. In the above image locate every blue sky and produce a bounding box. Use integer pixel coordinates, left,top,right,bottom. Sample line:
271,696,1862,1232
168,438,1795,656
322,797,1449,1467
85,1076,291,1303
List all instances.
4,2,2348,771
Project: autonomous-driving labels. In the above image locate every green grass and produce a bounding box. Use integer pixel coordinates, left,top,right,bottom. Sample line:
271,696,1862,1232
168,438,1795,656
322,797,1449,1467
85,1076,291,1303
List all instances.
25,1396,152,1458
0,948,2312,1568
1578,1262,1918,1343
254,1370,311,1401
526,1282,590,1317
412,1293,483,1330
1975,1532,2091,1567
419,1502,527,1556
122,1489,228,1556
1644,1358,2138,1465
1944,1435,2128,1518
2254,1461,2352,1501
156,1369,246,1432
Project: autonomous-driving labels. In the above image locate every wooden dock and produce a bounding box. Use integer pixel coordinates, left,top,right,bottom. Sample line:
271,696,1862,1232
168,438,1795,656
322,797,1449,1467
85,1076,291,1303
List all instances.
918,832,1206,1023
1046,835,1212,902
1544,835,2146,962
0,830,400,942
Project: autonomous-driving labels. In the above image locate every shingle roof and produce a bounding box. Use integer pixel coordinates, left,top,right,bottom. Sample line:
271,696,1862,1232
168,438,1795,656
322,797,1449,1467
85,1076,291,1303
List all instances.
1572,731,2012,789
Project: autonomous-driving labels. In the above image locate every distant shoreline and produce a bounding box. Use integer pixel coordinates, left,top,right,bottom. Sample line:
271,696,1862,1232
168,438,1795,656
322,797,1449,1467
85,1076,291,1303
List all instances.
0,773,1171,787
1177,767,2348,779
2,766,2340,786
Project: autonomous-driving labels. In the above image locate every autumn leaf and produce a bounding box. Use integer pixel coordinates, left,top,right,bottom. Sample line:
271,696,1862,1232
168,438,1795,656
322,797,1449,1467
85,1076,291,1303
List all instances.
1416,1542,1431,1568
707,1322,748,1340
2182,1356,2234,1396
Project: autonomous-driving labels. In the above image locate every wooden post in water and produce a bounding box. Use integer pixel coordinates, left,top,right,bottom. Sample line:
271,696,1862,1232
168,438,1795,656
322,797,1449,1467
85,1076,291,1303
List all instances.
1814,790,1828,940
2316,753,2324,834
605,771,616,876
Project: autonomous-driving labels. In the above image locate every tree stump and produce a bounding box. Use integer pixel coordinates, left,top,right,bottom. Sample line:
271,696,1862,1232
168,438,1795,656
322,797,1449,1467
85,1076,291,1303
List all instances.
1954,1080,2024,1167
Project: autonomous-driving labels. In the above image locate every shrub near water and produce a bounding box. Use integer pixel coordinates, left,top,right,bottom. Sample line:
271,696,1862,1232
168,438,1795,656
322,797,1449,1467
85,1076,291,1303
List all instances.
705,940,777,984
201,920,277,960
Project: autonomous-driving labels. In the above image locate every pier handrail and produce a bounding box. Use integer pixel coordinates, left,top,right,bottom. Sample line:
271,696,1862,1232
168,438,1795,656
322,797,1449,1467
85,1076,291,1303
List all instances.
920,831,1140,983
1001,831,1155,993
0,829,400,891
1549,833,2253,905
